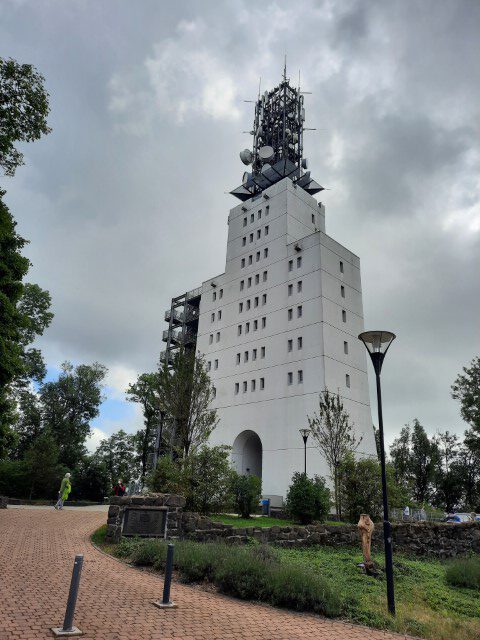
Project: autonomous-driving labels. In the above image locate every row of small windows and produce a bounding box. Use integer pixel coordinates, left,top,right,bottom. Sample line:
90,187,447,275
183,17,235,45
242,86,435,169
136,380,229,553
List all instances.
287,305,303,320
211,309,222,322
287,336,303,351
208,332,221,344
238,317,266,334
212,288,223,302
243,206,269,227
236,346,265,364
288,256,302,271
288,281,302,295
239,294,267,312
206,359,218,371
242,225,269,246
287,370,303,384
241,247,269,267
240,270,268,290
235,378,265,393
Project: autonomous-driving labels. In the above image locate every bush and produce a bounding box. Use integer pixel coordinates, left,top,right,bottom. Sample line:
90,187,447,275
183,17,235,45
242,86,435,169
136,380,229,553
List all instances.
130,539,166,566
285,473,330,524
175,542,228,582
230,472,262,518
446,557,480,589
339,455,383,523
0,459,30,498
213,548,271,600
183,446,234,514
147,455,185,495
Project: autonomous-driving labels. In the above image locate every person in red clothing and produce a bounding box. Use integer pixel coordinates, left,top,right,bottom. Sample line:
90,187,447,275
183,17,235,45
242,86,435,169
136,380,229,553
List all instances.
113,479,126,496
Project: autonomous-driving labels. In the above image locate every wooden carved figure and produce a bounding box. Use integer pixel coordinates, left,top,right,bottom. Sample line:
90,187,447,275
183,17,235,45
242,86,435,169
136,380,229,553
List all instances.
358,514,375,564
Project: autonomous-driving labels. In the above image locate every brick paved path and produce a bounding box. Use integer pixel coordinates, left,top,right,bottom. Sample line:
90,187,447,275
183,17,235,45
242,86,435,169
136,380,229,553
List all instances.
0,508,411,640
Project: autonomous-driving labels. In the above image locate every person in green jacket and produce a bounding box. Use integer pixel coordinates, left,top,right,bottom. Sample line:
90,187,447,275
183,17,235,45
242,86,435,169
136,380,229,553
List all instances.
54,473,71,510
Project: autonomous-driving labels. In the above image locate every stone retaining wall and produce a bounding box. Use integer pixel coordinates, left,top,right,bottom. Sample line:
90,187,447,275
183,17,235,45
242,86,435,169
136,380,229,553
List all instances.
0,495,7,509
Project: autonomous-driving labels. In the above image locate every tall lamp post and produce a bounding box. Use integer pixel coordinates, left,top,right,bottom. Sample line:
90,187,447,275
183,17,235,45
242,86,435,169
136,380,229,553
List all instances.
299,428,310,475
358,330,396,616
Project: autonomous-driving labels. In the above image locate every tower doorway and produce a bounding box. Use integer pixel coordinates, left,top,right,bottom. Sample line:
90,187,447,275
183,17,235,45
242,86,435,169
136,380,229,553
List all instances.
232,430,262,478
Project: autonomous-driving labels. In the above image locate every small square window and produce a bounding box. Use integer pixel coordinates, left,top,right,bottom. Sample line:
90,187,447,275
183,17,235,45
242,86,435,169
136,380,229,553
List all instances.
261,346,265,358
214,359,218,370
340,261,344,273
244,351,249,363
288,339,293,352
236,353,241,364
297,281,302,293
297,256,302,268
211,312,215,322
239,302,243,313
262,294,267,305
298,370,303,383
288,284,293,296
243,381,247,393
297,305,302,318
207,361,211,371
218,310,222,320
243,217,247,227
249,233,253,243
235,383,239,394
216,332,220,342
261,317,266,328
256,251,260,262
250,213,254,223
258,210,262,219
254,296,259,307
312,213,315,224
298,336,303,349
344,341,349,354
209,334,213,344
341,285,345,298
265,206,269,215
247,277,252,288
251,379,256,391
212,387,216,399
342,309,347,323
253,319,258,331
346,374,350,388
287,372,293,385
263,270,267,282
240,280,244,291
238,325,242,336
264,247,269,258
241,258,245,268
242,237,246,246
252,348,257,361
219,289,223,299
255,274,259,285
260,377,265,389
248,255,252,265
246,322,250,334
288,308,293,320
257,229,261,239
288,259,293,272
265,225,269,235
213,292,216,301
246,299,251,310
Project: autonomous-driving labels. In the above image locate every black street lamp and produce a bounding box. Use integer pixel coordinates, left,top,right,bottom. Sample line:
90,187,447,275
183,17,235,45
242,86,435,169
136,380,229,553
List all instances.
358,330,396,616
299,428,310,475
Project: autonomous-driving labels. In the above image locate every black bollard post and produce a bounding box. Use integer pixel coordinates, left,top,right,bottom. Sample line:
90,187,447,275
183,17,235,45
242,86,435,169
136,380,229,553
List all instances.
51,554,84,636
152,543,177,609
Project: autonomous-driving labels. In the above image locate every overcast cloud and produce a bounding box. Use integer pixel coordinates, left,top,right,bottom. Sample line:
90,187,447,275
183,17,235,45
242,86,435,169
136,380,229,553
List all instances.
1,0,479,447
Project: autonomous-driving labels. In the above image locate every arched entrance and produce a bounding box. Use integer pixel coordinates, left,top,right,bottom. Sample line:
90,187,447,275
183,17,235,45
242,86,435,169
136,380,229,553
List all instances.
232,430,262,478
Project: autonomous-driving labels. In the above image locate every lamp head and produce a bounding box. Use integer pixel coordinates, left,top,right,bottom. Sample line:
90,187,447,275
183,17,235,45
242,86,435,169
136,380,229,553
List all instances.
358,330,396,375
299,428,310,443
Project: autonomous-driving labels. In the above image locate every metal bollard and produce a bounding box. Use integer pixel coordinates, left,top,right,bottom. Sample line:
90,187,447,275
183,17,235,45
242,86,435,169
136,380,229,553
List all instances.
51,555,84,636
152,543,177,609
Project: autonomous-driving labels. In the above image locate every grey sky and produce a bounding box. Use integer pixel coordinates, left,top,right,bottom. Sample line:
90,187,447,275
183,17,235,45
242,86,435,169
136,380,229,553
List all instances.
1,0,479,448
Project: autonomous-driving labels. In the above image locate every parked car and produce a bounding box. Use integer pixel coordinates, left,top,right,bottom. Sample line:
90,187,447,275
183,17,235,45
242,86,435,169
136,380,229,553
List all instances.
445,513,475,523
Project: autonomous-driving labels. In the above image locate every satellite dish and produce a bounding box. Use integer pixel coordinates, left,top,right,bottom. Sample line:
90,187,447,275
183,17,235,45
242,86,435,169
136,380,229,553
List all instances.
258,145,274,161
301,158,308,169
240,149,253,165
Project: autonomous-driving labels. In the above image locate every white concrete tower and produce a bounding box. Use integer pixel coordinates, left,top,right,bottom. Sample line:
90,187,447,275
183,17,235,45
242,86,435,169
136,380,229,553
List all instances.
161,75,376,501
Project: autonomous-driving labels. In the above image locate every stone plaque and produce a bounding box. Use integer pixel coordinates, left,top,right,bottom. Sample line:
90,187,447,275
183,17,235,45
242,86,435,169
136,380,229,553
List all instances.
122,507,166,537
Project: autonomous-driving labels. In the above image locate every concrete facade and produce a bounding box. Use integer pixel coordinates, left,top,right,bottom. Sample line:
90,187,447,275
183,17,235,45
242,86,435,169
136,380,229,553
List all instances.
191,177,376,500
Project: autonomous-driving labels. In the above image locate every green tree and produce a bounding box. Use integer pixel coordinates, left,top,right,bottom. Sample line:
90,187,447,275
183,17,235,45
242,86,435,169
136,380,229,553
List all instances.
41,361,107,469
308,388,362,516
71,456,110,502
285,472,330,525
158,348,218,458
183,445,233,514
126,372,161,484
230,472,262,518
94,429,138,489
10,388,43,459
410,419,438,504
0,57,51,177
390,424,413,493
451,356,480,433
23,430,64,499
148,455,185,495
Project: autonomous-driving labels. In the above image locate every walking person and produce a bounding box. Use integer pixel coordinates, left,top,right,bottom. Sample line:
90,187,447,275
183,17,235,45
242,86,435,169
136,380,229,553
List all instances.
113,479,126,497
54,473,72,510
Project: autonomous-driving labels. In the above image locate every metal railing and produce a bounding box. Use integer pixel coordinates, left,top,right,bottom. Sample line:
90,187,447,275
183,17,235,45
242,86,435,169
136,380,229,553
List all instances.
186,286,202,300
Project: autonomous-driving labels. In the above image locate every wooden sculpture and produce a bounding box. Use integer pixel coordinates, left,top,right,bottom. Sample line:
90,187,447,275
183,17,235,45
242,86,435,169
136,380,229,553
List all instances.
358,514,377,575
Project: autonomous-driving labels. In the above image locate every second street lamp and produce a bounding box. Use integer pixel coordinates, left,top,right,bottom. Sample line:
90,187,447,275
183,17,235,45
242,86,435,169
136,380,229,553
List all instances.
358,330,396,616
299,428,310,475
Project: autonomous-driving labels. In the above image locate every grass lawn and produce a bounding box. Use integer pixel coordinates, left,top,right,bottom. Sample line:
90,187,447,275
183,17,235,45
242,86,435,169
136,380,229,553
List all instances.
209,514,343,527
91,525,480,640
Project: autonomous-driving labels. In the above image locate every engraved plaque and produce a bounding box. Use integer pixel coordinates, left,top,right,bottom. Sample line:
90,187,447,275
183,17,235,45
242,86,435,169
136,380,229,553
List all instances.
122,508,166,537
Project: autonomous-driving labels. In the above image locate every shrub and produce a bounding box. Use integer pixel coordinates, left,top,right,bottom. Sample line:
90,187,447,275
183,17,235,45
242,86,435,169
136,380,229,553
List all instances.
175,542,228,583
285,472,330,524
268,563,342,616
230,472,262,518
446,557,480,589
213,548,271,600
147,455,185,495
339,455,383,523
115,537,142,558
130,539,166,566
183,446,234,514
